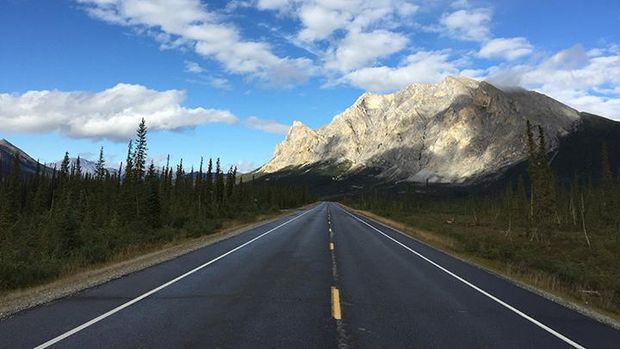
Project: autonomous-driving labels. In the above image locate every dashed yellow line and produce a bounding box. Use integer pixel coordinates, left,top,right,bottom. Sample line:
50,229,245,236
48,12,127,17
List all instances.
330,242,334,251
331,287,342,320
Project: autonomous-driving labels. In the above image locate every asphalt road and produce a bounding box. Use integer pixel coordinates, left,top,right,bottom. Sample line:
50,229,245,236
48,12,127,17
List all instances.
0,202,618,348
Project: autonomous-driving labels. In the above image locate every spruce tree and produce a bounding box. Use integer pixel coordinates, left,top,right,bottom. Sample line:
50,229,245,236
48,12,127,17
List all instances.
75,156,82,179
133,118,148,181
0,153,22,231
536,126,557,230
60,152,70,181
215,158,224,207
145,162,161,229
95,146,106,180
206,158,213,205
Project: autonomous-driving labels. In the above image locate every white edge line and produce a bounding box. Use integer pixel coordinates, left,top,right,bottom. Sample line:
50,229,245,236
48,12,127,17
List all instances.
35,205,319,349
339,206,586,349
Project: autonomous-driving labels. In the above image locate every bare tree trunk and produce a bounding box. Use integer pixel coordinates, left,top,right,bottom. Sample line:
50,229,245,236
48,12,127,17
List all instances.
580,192,591,248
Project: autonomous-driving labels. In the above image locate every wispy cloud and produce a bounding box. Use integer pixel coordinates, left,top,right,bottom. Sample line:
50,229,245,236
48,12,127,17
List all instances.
77,0,316,86
245,116,290,134
478,37,533,61
184,60,205,73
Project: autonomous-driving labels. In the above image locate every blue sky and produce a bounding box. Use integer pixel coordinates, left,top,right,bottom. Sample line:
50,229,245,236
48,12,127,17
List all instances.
1,0,619,171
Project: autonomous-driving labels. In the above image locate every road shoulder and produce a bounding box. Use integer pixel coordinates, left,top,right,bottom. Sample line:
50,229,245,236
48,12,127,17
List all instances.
0,204,316,319
340,203,620,330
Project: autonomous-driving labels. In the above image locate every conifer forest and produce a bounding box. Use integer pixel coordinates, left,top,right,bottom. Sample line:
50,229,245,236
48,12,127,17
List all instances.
0,120,312,291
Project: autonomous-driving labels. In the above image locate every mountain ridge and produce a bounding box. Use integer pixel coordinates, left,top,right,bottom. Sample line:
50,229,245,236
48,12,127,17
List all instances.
258,76,586,185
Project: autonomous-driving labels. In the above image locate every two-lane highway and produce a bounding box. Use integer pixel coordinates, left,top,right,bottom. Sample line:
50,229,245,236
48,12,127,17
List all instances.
0,202,618,348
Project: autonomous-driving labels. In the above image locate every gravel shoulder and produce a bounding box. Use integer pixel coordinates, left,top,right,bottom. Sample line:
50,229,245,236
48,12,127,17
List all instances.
0,205,314,319
342,204,620,330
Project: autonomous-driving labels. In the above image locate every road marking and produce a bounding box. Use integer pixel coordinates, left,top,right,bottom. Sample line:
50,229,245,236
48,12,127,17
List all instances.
342,208,587,349
34,207,318,349
330,242,335,251
331,287,342,320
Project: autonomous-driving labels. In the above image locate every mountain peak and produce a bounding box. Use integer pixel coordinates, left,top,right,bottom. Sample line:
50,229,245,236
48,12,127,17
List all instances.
258,78,583,184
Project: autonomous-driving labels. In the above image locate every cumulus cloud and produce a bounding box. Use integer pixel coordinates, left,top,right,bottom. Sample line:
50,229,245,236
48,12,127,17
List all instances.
77,0,316,86
341,50,461,92
0,84,291,140
324,30,409,72
245,116,290,134
478,37,533,61
438,8,492,42
485,45,620,119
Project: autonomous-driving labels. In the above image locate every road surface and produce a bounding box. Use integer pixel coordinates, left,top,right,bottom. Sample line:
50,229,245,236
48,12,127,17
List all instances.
0,202,618,348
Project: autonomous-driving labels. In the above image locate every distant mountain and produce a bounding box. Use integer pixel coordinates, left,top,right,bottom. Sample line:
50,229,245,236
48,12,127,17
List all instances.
47,158,117,176
256,76,620,195
0,138,50,176
0,139,119,178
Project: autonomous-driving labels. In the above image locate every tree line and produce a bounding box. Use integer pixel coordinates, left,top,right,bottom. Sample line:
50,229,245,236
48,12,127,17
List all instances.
0,119,311,291
347,120,620,313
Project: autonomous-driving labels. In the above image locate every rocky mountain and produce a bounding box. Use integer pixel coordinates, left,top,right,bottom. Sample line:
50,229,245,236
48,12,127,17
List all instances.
47,158,117,176
0,139,118,177
257,76,618,191
0,138,50,176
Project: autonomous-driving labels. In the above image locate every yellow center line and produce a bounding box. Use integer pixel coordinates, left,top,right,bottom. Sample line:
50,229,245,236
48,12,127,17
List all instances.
330,242,334,251
331,287,342,320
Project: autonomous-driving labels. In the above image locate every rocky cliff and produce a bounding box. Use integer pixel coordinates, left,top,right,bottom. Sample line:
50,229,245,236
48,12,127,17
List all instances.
258,76,581,184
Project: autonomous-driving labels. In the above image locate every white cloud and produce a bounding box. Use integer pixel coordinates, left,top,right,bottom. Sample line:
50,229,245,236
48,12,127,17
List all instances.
478,37,533,61
291,0,417,42
341,50,461,92
0,83,238,141
208,77,232,90
439,8,492,42
77,0,316,86
245,116,290,134
231,159,257,173
184,60,205,73
187,74,232,90
254,0,418,84
0,84,299,140
325,30,408,72
485,45,620,119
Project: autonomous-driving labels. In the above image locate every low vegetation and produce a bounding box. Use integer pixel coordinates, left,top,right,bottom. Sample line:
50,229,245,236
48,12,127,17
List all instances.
0,119,312,292
345,122,620,318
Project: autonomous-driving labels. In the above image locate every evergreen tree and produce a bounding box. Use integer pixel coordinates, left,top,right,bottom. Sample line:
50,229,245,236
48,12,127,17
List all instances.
0,153,22,231
95,146,106,180
75,156,82,179
215,158,224,207
206,158,213,206
60,152,70,180
145,162,161,229
536,126,557,229
133,118,148,181
124,140,134,183
225,166,235,199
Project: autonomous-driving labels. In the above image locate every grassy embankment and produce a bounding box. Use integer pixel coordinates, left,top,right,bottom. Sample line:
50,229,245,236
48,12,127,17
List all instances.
0,205,310,316
346,204,620,325
0,206,303,297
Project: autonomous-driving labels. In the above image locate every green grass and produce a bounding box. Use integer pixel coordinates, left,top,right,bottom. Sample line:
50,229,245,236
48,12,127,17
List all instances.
352,205,620,322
